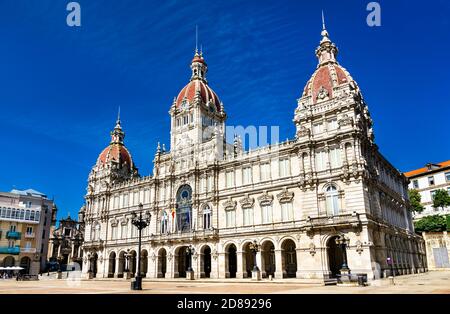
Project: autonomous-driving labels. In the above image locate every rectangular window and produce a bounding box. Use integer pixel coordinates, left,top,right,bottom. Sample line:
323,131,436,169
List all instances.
26,226,33,234
260,163,271,181
412,180,419,189
428,176,435,186
446,172,450,182
313,123,323,135
121,224,127,239
279,159,290,178
242,207,254,226
261,204,273,223
327,118,338,131
431,190,437,200
200,178,206,193
242,167,252,185
329,147,342,168
226,211,235,228
315,151,327,171
42,230,45,239
281,202,293,221
207,176,213,192
226,171,235,188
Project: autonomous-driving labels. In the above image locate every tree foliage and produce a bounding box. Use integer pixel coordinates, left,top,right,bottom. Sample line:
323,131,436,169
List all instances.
432,189,450,210
414,214,449,233
408,189,424,213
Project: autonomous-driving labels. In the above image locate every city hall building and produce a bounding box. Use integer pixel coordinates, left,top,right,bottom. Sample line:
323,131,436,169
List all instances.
80,24,426,281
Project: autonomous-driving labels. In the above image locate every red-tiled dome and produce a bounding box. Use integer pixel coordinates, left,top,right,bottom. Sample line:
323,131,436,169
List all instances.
175,79,221,111
302,63,351,104
97,143,133,169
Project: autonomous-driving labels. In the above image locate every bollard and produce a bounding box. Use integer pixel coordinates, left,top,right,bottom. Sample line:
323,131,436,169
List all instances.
389,276,395,285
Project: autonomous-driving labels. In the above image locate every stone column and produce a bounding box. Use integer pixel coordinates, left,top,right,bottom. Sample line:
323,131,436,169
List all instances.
274,249,283,279
236,250,244,279
256,251,263,276
210,251,219,279
167,253,175,279
218,252,227,279
147,254,155,278
295,248,302,279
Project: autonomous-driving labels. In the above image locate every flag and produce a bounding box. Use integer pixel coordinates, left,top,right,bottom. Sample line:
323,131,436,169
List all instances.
171,208,177,232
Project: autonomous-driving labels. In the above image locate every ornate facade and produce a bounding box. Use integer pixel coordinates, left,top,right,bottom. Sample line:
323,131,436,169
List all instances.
80,23,426,281
48,214,84,270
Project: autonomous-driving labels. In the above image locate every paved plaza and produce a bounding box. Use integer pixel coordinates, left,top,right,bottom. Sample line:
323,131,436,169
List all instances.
0,271,448,294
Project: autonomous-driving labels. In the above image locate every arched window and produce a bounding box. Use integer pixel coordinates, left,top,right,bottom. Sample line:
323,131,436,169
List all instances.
325,186,340,216
176,185,193,232
203,205,211,229
161,211,168,234
92,223,101,241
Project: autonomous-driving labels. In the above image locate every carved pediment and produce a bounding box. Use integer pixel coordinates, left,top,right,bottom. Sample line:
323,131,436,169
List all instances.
239,194,255,209
276,189,294,204
257,191,274,206
223,198,237,211
296,125,310,138
110,218,119,227
338,114,354,127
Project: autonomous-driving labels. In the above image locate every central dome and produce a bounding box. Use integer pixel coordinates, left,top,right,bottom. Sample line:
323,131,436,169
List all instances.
174,51,222,112
175,79,221,111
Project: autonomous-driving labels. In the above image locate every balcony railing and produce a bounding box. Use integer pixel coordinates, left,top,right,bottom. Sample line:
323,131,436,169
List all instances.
21,247,37,253
0,246,20,255
24,232,35,238
6,231,21,239
150,228,219,242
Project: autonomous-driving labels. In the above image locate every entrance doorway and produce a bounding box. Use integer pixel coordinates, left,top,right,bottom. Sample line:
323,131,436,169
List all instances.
227,244,237,278
202,246,211,278
158,249,167,278
327,236,344,278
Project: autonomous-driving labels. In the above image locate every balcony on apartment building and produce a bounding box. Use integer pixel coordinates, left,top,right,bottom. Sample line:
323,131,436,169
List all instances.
24,232,35,238
5,231,21,240
0,246,20,255
20,247,37,253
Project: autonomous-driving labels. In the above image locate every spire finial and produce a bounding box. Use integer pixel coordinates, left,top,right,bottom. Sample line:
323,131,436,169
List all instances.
195,25,198,54
117,106,121,124
322,10,326,31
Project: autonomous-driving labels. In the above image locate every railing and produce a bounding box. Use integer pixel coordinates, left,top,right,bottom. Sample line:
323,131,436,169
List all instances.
150,228,219,242
305,212,361,230
21,247,37,253
0,246,20,255
24,232,35,238
6,231,21,239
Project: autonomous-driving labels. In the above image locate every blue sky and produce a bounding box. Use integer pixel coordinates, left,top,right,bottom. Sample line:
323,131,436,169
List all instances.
0,0,449,220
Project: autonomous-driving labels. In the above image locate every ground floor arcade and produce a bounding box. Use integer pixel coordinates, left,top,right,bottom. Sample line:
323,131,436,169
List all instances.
81,227,427,281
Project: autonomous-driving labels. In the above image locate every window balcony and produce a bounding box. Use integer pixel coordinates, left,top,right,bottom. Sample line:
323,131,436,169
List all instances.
21,247,37,253
0,246,20,255
24,232,35,238
6,231,21,239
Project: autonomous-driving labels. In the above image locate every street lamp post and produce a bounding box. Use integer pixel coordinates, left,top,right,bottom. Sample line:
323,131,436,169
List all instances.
56,255,63,279
249,240,261,281
335,235,350,272
130,203,151,290
185,245,195,280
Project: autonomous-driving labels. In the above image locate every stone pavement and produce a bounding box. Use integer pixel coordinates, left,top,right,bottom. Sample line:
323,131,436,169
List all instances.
0,271,448,294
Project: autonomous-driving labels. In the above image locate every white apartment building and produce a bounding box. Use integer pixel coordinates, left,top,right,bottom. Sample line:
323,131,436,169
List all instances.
405,160,450,219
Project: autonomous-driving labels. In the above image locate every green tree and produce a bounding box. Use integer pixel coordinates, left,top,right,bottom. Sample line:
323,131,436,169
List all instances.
414,215,448,233
432,189,450,211
408,189,424,213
